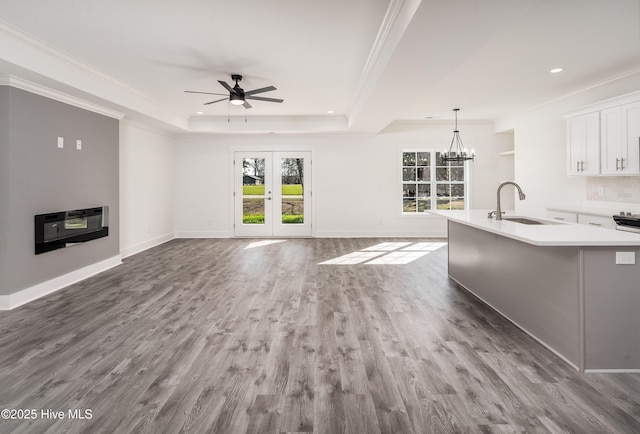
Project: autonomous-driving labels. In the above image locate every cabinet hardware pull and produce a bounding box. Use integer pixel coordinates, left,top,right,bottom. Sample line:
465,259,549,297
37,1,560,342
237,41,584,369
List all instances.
616,158,620,170
620,157,625,170
554,217,565,220
588,222,602,226
577,161,580,172
581,161,585,171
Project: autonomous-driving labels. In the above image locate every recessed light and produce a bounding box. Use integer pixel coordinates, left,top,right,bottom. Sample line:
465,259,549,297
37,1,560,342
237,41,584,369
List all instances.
327,110,334,114
196,111,204,115
550,67,564,74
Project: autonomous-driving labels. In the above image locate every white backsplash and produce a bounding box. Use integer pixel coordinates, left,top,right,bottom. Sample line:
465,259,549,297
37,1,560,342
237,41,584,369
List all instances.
587,177,640,204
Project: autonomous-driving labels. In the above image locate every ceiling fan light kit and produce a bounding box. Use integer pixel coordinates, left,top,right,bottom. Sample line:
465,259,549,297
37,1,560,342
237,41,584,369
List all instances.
230,93,245,105
185,74,283,110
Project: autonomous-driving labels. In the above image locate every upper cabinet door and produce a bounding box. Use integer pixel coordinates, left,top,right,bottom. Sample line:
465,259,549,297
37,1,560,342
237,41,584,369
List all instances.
622,101,640,175
601,102,640,175
567,112,600,176
601,107,623,175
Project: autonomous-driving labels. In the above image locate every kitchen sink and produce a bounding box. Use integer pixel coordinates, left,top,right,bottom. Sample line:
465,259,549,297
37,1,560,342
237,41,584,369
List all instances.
502,216,560,225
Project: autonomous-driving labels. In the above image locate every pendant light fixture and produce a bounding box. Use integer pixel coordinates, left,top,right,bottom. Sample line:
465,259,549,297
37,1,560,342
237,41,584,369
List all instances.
442,108,475,163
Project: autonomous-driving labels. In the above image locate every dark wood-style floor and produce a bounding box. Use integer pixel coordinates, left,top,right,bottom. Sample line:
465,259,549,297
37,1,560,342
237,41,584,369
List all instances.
1,238,639,433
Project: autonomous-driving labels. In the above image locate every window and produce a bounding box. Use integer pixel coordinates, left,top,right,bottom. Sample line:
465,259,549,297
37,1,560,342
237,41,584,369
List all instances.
402,150,466,213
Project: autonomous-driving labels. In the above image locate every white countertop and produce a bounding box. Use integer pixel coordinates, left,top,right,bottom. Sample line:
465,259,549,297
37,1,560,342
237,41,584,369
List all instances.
547,206,615,218
547,201,640,217
430,209,640,247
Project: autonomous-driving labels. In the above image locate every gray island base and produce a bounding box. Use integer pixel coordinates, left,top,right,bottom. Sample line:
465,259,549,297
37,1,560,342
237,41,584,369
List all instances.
443,217,640,373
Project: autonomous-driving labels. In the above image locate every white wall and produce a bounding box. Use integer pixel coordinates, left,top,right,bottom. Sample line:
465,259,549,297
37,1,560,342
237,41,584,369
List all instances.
173,136,232,238
497,71,640,218
173,121,502,238
119,120,175,257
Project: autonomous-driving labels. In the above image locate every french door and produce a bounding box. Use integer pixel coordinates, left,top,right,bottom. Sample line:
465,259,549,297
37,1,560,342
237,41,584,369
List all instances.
234,151,311,237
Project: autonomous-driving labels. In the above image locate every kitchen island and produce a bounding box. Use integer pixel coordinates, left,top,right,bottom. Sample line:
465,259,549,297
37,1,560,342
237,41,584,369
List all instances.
431,209,640,372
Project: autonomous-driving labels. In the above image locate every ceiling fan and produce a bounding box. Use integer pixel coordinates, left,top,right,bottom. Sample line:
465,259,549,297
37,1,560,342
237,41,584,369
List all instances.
184,74,283,109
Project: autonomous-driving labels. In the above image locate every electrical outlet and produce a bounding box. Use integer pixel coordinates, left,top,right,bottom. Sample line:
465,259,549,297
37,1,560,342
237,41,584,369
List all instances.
616,252,636,265
57,137,64,148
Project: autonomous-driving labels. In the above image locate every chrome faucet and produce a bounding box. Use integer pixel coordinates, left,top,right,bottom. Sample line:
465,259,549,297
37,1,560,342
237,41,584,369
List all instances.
493,181,526,220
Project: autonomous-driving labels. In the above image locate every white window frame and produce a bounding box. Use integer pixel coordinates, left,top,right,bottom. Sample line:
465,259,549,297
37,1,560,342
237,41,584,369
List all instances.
400,148,470,215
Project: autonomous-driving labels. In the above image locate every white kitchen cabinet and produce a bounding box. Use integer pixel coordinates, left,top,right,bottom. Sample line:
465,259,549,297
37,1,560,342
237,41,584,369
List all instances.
577,213,616,230
600,101,640,175
547,208,616,229
547,209,578,223
567,112,600,175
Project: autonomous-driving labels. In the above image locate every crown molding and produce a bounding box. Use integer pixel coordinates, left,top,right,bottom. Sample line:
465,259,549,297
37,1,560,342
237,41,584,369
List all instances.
0,20,156,107
0,21,186,127
356,0,408,92
0,74,125,119
347,0,422,127
496,66,640,125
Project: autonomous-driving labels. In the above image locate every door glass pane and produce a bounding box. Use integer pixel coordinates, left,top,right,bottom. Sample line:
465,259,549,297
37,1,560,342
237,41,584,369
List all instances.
281,158,304,224
242,157,266,224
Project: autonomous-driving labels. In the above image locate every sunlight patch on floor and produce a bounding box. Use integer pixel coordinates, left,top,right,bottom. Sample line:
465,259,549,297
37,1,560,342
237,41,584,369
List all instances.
319,242,447,265
244,240,287,249
362,242,412,251
401,242,447,251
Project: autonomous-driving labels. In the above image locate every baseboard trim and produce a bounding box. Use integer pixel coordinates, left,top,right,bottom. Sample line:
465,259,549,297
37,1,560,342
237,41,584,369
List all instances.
0,255,122,310
121,233,175,258
315,230,448,238
174,231,233,238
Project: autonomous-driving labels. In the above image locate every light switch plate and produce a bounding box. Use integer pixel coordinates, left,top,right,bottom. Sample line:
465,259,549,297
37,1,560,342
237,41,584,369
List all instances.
57,137,64,148
76,140,82,150
616,252,636,265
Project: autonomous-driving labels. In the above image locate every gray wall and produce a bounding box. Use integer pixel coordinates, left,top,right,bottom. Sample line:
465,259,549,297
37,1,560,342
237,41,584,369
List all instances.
0,87,10,291
0,86,119,296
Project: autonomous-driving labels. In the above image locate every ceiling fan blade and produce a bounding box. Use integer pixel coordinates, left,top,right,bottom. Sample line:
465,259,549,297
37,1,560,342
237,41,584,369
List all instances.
218,80,236,94
245,95,284,103
243,101,252,109
204,97,229,105
244,86,276,96
184,90,227,96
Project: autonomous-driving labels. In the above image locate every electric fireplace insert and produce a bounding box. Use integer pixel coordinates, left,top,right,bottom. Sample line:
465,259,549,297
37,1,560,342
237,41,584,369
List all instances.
35,206,109,254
